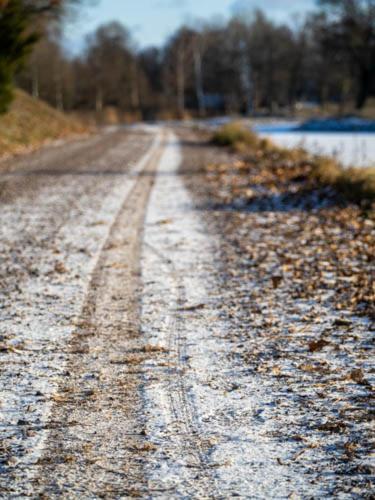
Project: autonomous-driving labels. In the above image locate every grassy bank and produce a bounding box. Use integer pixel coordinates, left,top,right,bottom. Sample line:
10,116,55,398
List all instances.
212,123,375,203
0,90,88,160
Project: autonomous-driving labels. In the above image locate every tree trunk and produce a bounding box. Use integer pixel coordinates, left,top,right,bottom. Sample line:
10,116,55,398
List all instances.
55,70,63,111
194,40,205,117
355,66,370,110
95,86,103,113
32,64,39,99
239,42,253,116
320,82,329,109
267,47,275,114
177,46,185,116
130,61,140,110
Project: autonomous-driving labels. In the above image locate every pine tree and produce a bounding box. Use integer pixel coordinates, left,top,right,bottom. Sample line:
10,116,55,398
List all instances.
0,0,38,113
0,1,80,113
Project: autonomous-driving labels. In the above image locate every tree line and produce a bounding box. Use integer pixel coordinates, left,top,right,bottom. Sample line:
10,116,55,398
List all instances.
1,0,375,118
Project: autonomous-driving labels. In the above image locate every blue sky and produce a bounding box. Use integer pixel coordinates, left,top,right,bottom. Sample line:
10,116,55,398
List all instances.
64,0,317,53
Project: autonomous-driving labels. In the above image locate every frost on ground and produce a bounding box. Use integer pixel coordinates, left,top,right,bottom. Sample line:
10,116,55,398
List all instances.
140,132,368,497
0,125,373,498
179,129,374,498
0,128,158,494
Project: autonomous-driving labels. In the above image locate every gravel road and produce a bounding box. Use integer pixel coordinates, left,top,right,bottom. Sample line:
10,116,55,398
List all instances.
0,126,373,498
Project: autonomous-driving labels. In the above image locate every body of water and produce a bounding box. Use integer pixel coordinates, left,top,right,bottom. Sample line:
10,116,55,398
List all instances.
253,120,375,168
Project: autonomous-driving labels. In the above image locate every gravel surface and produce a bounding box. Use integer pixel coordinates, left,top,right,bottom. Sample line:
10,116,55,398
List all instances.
0,127,157,495
0,125,373,498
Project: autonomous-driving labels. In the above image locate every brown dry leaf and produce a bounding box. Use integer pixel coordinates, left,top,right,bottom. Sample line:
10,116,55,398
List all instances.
300,364,316,373
130,442,157,453
110,353,145,365
308,338,330,352
344,441,358,457
106,262,128,270
54,261,67,274
299,363,330,374
334,318,352,327
51,393,70,403
141,344,168,353
178,303,206,312
157,218,173,225
271,275,283,289
348,369,365,384
318,421,347,433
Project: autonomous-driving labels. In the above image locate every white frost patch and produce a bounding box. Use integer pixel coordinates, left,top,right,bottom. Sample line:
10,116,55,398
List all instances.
141,132,319,497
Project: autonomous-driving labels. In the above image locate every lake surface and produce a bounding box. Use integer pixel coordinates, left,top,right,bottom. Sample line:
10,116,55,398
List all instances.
253,121,375,168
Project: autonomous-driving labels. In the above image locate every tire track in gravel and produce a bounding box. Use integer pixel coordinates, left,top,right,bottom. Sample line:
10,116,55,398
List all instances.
141,132,223,497
0,128,163,497
30,130,167,498
144,240,221,497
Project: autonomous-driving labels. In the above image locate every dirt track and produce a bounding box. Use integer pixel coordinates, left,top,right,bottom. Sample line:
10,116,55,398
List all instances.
0,126,373,498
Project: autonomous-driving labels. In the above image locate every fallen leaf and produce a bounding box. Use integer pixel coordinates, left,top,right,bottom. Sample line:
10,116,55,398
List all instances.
308,338,330,352
271,275,283,289
334,318,352,327
54,262,67,274
348,369,365,384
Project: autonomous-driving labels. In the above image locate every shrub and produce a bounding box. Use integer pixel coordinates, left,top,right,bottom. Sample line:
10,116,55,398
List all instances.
211,122,258,149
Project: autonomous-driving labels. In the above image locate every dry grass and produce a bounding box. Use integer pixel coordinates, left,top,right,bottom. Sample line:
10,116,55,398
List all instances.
340,168,375,201
211,122,258,149
0,89,88,160
310,156,375,202
212,122,375,202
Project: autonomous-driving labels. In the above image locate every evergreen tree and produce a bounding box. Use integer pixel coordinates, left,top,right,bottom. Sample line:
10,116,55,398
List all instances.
0,0,82,113
0,0,38,113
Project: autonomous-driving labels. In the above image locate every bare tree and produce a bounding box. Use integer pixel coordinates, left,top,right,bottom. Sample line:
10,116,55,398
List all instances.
318,0,375,108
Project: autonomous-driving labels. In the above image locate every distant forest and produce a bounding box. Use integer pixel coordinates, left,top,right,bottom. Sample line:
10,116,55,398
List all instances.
3,0,375,119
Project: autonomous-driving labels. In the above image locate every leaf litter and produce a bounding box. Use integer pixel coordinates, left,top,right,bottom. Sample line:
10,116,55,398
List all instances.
179,128,374,497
